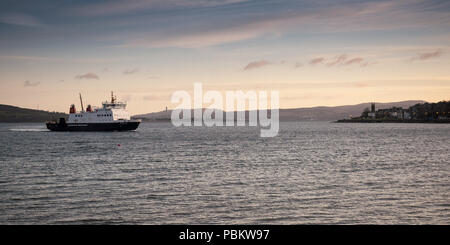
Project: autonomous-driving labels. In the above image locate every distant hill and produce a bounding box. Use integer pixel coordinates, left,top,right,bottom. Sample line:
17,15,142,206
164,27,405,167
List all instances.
0,104,67,123
278,100,426,121
133,100,426,122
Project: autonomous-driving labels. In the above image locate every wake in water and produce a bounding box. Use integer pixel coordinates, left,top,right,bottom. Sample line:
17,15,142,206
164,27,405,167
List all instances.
9,128,49,132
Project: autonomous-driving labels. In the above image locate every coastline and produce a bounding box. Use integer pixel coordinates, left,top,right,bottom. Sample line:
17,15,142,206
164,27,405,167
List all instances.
335,118,450,123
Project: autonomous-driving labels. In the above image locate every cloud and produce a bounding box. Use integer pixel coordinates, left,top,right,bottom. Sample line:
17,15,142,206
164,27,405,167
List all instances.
0,56,123,64
0,13,44,27
0,55,60,62
2,0,449,51
410,49,443,61
124,24,265,48
24,80,40,87
73,0,249,16
309,57,325,65
117,0,450,48
326,54,347,66
344,57,364,65
308,54,372,67
123,68,139,75
243,60,270,70
75,72,100,80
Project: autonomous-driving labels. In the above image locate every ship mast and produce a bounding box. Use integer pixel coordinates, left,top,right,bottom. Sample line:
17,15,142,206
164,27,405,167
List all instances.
111,91,116,104
79,93,84,112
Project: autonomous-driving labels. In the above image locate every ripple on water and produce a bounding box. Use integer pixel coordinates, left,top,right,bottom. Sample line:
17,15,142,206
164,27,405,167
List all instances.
0,122,449,224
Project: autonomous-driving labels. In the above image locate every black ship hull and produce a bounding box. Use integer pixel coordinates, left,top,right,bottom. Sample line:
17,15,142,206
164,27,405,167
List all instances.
46,121,140,131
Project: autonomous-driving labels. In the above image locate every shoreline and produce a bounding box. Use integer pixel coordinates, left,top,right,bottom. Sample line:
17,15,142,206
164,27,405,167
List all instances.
335,119,450,123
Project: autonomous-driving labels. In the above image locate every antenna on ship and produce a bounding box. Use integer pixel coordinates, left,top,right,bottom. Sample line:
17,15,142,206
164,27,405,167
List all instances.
79,93,84,112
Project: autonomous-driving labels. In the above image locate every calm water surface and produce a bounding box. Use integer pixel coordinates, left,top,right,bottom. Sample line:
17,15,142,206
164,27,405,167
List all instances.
0,122,449,224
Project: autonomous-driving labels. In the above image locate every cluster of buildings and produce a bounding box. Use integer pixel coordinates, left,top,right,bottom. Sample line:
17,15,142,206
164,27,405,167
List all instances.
359,101,450,121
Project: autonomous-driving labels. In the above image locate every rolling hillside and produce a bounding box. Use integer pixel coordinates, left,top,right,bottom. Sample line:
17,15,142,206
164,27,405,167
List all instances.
0,104,67,123
133,100,426,122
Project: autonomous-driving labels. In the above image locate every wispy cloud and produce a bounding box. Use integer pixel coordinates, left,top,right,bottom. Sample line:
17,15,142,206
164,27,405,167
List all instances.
117,0,450,48
410,49,443,61
123,24,264,48
1,0,449,51
0,13,44,27
0,55,125,64
309,54,372,67
326,54,347,66
243,60,270,70
0,55,60,62
75,72,100,80
24,80,40,87
123,68,139,75
73,0,249,16
309,57,325,65
344,57,364,65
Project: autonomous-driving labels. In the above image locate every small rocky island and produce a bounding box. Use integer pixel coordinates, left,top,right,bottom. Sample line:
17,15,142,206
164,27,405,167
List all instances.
337,101,450,123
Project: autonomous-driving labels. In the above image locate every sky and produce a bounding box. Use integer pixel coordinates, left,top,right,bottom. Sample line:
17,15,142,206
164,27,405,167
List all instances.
0,0,449,115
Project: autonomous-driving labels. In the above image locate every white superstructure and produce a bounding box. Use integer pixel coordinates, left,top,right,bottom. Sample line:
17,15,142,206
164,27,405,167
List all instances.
67,92,131,124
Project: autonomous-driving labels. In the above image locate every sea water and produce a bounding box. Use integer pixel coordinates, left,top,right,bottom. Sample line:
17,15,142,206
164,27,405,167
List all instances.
0,122,448,224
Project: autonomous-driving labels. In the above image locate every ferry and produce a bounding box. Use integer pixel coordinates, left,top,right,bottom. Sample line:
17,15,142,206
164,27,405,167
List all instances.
46,92,140,131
